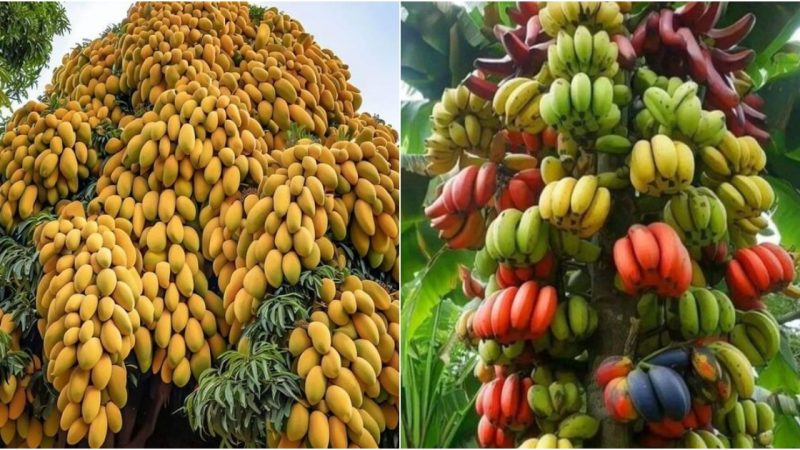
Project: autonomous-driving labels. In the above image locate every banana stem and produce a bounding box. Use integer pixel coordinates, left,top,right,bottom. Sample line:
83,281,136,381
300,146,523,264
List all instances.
640,339,693,362
622,317,640,357
586,68,639,448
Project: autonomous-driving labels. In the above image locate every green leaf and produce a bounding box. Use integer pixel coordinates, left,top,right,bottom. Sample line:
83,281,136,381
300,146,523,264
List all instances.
758,331,800,395
401,99,435,155
773,412,800,448
767,176,800,248
402,248,474,339
401,298,480,448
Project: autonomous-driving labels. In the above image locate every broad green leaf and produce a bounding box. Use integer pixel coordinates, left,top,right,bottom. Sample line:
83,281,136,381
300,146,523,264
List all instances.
773,412,800,448
402,298,480,448
402,248,475,339
767,176,800,248
401,99,435,155
758,331,800,395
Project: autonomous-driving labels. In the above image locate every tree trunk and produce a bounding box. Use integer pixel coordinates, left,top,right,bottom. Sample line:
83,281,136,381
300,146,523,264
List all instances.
586,153,637,448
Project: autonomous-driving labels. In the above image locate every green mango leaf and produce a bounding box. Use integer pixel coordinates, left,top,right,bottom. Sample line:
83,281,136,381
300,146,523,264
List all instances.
766,176,800,248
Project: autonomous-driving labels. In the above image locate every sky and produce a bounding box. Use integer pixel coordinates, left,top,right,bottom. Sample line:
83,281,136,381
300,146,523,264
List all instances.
14,1,400,127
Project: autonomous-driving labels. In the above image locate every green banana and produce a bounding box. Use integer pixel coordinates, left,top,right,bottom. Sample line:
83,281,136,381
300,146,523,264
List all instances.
755,401,775,433
516,206,542,255
591,77,613,117
643,87,674,128
730,324,766,367
693,288,720,335
741,399,758,436
741,310,780,360
679,290,700,339
573,26,593,65
494,209,523,259
727,402,746,435
570,73,592,113
529,384,555,419
557,413,599,440
713,290,736,334
551,302,573,341
710,341,755,399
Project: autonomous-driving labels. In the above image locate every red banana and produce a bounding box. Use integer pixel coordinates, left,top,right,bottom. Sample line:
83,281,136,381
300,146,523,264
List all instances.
706,13,756,50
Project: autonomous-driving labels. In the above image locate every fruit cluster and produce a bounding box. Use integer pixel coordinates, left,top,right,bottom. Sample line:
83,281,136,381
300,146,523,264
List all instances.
35,205,141,446
422,1,795,448
0,2,398,448
726,243,796,309
630,3,768,141
0,102,99,227
282,276,399,448
425,85,500,175
0,311,60,447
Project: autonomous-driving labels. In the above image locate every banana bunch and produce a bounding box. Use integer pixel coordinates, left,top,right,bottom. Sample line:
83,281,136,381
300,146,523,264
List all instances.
729,310,781,367
0,312,60,448
548,26,619,79
714,174,774,220
540,75,622,138
477,337,529,366
703,341,756,400
485,207,551,265
426,85,500,175
629,135,694,196
713,400,775,448
699,133,766,187
681,430,730,448
475,373,535,433
494,255,557,288
472,281,558,342
284,276,399,448
539,175,611,238
613,222,693,298
631,67,678,95
550,295,599,342
0,100,99,229
329,134,400,274
663,187,728,248
519,434,575,449
672,288,736,339
492,78,547,134
35,204,147,447
726,243,796,309
496,168,546,211
527,381,585,422
638,82,727,146
538,2,625,36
